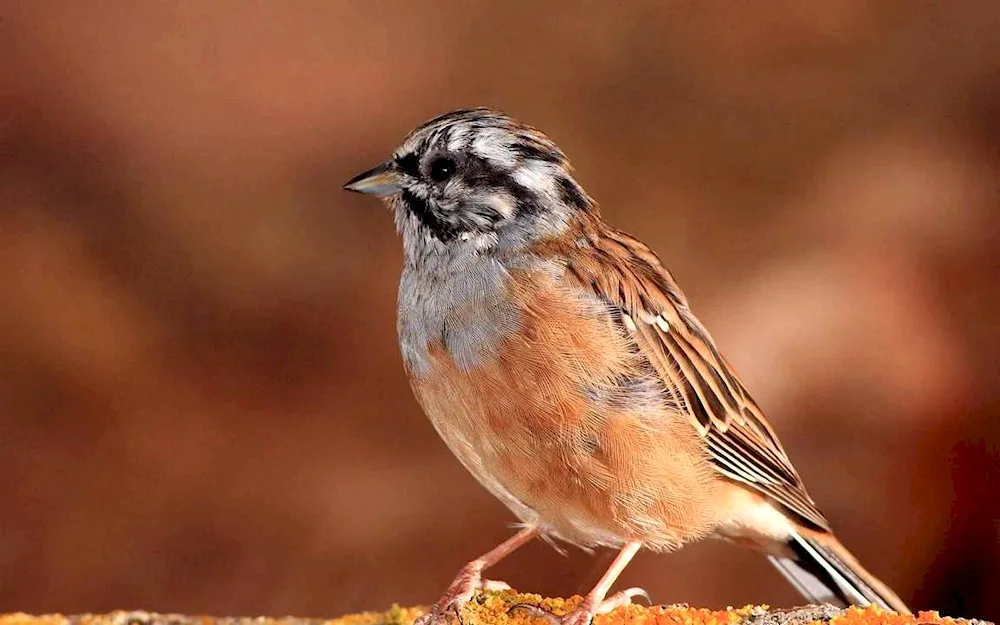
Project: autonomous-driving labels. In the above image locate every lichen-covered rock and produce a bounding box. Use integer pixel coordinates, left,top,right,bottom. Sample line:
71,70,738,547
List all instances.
0,591,988,625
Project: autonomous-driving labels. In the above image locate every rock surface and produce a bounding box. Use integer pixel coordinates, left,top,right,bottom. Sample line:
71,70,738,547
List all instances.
1,591,990,625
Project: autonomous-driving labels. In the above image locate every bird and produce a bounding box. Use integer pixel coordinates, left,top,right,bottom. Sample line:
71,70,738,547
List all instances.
343,108,911,625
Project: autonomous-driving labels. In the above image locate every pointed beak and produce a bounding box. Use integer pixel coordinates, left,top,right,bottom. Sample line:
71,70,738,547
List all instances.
343,161,403,196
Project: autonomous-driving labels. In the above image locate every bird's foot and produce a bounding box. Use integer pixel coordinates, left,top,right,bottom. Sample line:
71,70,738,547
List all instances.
414,561,512,625
510,587,651,625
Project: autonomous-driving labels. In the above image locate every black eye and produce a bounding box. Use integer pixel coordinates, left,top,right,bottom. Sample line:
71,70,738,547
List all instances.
429,157,456,182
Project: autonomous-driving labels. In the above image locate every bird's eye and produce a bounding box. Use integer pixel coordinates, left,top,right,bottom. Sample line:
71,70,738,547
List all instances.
429,157,457,182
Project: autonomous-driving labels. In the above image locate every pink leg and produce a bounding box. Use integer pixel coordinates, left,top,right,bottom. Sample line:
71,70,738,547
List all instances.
415,527,537,625
513,541,648,625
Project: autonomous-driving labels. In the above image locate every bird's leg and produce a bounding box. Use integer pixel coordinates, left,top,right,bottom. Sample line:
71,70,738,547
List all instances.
512,541,647,625
415,527,537,625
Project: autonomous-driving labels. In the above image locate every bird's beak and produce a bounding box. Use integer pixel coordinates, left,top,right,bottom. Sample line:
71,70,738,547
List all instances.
343,161,403,196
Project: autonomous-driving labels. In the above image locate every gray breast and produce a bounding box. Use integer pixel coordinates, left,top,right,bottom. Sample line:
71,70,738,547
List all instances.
397,239,523,376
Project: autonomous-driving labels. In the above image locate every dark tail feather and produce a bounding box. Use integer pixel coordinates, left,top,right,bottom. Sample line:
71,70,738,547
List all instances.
767,529,911,614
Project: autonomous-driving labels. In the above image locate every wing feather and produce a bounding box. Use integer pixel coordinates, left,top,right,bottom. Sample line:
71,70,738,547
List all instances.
539,222,830,530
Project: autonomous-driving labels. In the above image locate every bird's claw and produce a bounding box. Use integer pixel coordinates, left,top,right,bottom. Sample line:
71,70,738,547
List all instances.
508,587,651,625
481,579,513,592
611,587,652,607
508,603,561,624
415,571,515,625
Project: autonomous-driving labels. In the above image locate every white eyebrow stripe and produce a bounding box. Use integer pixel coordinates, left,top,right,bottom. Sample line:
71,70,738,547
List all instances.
511,160,560,201
447,125,470,151
472,128,517,168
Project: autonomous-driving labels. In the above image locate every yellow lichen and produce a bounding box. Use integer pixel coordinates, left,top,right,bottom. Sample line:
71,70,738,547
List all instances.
0,593,986,625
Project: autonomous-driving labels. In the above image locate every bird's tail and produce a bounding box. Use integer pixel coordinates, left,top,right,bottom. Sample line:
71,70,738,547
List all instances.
767,528,911,614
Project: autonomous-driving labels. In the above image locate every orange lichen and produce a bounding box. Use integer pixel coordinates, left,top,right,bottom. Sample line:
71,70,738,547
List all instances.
0,593,987,625
452,591,751,625
403,591,982,625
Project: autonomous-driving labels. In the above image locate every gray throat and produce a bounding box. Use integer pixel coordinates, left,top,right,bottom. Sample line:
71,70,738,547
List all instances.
395,211,521,378
392,194,577,377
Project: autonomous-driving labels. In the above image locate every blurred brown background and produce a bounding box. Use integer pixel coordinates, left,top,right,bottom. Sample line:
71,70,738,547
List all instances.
1,0,999,621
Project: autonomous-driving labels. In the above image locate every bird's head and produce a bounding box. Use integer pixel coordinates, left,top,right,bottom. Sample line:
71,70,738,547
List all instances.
344,108,594,252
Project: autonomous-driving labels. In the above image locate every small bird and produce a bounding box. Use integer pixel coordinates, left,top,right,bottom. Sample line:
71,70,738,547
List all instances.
344,108,911,624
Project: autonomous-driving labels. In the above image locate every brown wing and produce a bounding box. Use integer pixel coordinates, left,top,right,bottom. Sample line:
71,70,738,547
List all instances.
540,221,830,531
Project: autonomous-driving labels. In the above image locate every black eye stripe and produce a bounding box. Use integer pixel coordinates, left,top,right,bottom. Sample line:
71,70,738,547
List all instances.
395,153,421,178
463,155,511,189
461,154,542,217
